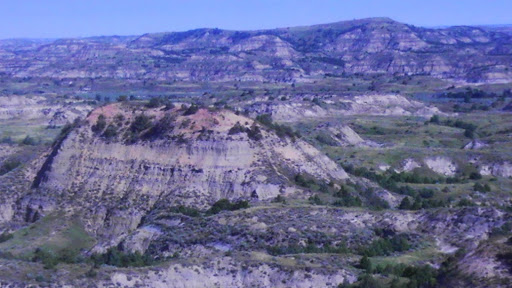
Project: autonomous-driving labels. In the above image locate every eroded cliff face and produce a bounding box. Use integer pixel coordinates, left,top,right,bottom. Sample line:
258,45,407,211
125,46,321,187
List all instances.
27,103,347,241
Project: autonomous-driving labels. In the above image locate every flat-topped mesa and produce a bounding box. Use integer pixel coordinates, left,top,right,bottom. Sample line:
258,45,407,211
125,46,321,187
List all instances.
33,102,347,212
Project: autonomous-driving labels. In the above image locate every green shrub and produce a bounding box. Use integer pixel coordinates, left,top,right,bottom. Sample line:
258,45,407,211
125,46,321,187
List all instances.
255,113,299,140
0,159,21,176
143,114,174,139
295,174,311,187
272,195,287,204
57,248,81,264
371,263,438,288
457,199,476,207
308,194,323,205
469,172,482,180
114,113,125,123
117,95,128,102
32,248,58,269
246,124,263,141
267,242,347,256
473,182,491,192
316,133,338,146
91,114,107,133
359,255,373,272
429,115,440,124
228,122,245,135
102,125,118,139
90,247,154,268
85,268,97,278
361,234,411,257
354,274,383,288
169,205,201,217
183,104,200,115
130,114,153,133
0,232,13,243
398,197,412,210
332,187,362,207
146,97,162,108
256,114,273,126
22,135,39,146
206,199,249,215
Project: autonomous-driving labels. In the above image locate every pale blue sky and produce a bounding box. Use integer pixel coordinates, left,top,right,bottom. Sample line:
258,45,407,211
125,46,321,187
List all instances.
1,0,511,39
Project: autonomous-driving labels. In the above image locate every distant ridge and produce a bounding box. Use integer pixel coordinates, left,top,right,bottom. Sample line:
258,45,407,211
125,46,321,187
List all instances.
0,17,511,83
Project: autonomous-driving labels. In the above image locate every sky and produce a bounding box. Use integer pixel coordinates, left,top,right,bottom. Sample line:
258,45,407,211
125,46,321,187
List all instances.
1,0,512,39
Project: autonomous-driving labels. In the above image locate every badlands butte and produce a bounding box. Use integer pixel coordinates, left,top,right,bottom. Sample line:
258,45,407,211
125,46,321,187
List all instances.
0,17,511,288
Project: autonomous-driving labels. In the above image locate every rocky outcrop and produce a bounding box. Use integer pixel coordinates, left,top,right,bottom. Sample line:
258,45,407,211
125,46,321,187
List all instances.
424,156,457,176
463,139,488,150
396,158,421,172
27,104,348,241
480,162,512,178
313,123,379,148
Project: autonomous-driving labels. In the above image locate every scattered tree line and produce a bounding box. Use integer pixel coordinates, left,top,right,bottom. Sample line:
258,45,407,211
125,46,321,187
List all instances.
90,247,154,268
429,115,478,139
164,199,250,218
440,88,511,102
32,247,83,270
267,242,348,256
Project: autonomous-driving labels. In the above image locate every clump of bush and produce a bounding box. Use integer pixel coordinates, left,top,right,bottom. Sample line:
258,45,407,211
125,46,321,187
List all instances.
272,195,287,204
316,132,339,146
308,194,324,205
332,186,362,207
146,97,175,110
142,114,175,140
130,114,153,133
359,234,411,257
91,114,107,133
146,97,162,108
246,124,263,141
362,262,438,288
474,182,491,192
168,205,201,217
183,104,200,116
0,232,13,243
102,125,118,139
398,195,447,210
0,159,21,176
32,247,82,270
228,122,245,135
457,198,476,207
469,171,482,180
294,173,319,189
256,114,300,140
90,247,154,268
21,135,39,146
267,242,348,256
206,199,249,215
